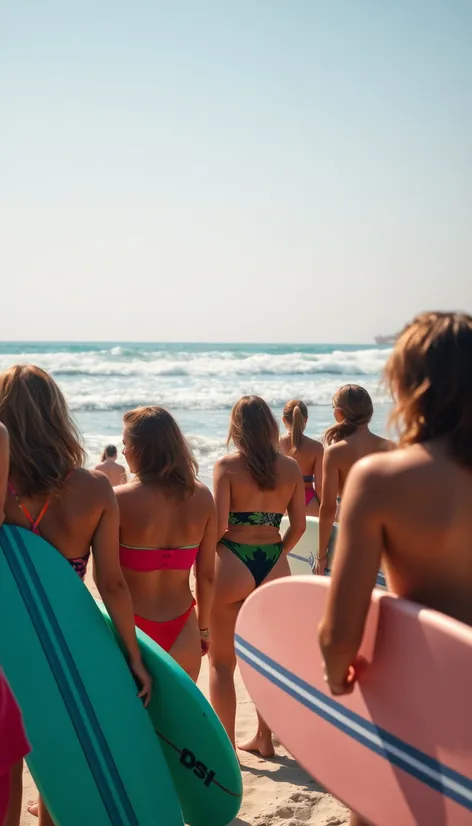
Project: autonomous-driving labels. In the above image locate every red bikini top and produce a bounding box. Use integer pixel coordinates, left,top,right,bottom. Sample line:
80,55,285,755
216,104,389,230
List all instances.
119,544,199,572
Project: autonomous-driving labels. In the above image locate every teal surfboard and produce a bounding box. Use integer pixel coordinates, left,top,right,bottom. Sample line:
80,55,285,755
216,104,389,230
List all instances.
0,526,183,826
97,602,243,826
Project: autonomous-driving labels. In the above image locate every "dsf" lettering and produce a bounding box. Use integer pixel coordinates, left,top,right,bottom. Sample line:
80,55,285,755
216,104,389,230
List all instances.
180,748,216,787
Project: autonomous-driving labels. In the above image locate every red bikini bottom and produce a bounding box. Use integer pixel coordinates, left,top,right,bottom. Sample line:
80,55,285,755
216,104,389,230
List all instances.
134,600,196,652
305,488,320,506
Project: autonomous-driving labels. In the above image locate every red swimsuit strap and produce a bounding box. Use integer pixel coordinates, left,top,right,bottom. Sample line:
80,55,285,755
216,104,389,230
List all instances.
8,482,50,535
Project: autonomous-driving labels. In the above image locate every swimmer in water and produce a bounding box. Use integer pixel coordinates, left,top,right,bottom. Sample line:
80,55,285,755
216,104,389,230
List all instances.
95,444,127,486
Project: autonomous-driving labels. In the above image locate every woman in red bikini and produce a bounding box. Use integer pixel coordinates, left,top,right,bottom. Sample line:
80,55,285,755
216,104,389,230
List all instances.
0,365,151,826
279,399,323,515
115,406,216,681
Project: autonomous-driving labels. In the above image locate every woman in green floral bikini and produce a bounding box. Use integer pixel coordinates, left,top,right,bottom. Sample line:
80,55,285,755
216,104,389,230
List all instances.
209,396,306,757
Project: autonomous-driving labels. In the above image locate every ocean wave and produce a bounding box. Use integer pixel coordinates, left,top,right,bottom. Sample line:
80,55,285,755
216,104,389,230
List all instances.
68,382,391,412
0,347,390,379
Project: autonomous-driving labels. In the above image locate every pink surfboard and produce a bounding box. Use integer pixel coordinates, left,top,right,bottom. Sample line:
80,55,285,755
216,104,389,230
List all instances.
235,576,472,826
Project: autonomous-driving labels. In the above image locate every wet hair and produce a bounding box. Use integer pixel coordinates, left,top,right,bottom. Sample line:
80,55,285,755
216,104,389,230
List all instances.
283,399,308,454
0,365,85,497
228,395,279,489
123,406,198,497
101,444,117,461
324,384,374,446
385,311,472,468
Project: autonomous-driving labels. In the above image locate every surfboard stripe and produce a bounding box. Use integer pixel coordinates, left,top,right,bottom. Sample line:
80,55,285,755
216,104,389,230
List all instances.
287,552,313,568
1,526,139,826
235,634,472,811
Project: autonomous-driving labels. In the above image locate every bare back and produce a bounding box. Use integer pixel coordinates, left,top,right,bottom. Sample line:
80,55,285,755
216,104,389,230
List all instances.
4,468,115,560
279,433,323,486
115,481,215,619
214,451,305,545
95,459,127,486
326,429,394,496
328,441,472,629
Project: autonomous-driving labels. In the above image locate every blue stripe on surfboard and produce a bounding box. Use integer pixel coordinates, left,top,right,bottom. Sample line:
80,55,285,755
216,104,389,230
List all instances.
287,552,312,567
1,527,139,826
235,634,472,811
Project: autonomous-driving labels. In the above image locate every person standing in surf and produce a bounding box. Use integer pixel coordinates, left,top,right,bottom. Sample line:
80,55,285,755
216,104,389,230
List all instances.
210,396,306,757
115,406,216,681
316,384,393,575
0,365,151,826
94,444,127,485
318,312,472,826
279,399,323,515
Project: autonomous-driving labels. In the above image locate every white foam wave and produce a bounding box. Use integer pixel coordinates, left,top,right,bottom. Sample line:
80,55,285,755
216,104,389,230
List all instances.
0,347,389,379
66,377,390,412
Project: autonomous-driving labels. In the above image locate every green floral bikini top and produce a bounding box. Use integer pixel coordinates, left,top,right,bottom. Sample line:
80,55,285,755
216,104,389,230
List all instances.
228,512,283,529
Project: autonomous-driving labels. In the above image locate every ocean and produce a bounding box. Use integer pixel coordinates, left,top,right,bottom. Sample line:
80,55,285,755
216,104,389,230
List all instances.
0,342,393,486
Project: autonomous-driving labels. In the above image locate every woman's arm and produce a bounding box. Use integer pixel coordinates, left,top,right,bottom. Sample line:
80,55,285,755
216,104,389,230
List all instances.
195,494,217,647
318,459,384,694
213,460,231,541
0,424,9,527
282,465,306,553
91,474,152,704
313,442,324,499
316,448,339,572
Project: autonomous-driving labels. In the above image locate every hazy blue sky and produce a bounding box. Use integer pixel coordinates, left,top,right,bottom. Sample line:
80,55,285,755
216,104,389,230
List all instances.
1,1,471,342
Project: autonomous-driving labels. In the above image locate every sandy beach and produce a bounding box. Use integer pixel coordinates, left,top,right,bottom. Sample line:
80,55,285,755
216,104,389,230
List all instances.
19,571,348,826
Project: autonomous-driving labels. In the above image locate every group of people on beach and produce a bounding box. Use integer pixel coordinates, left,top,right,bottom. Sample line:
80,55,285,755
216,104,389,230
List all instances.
1,310,472,826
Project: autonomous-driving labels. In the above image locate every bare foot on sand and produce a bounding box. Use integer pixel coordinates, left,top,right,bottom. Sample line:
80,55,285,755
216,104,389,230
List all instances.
238,733,275,759
28,801,39,817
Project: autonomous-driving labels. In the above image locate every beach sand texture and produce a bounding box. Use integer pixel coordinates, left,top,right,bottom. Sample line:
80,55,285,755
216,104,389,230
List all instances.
19,571,348,826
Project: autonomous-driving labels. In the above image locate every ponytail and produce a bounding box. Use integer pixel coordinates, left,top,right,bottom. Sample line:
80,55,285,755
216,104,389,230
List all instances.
324,420,357,446
283,399,308,455
291,406,305,453
323,385,373,446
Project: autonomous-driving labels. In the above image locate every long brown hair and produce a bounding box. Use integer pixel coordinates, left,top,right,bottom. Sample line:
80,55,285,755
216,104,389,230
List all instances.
228,396,279,489
324,384,374,446
0,365,85,497
123,406,198,497
385,311,472,468
283,399,308,453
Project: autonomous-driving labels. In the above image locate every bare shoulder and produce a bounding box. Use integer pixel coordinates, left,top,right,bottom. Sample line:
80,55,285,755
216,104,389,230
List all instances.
0,422,8,450
70,467,115,502
349,446,424,487
324,441,347,463
277,451,301,479
193,481,216,513
215,452,241,474
305,435,323,455
112,480,137,500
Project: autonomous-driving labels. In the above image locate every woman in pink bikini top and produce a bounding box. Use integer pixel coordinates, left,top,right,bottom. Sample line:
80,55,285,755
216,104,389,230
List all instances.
115,406,217,682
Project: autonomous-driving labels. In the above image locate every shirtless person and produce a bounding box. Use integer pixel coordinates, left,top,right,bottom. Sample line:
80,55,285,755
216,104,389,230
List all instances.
318,311,472,826
279,400,323,516
95,445,127,485
316,385,393,575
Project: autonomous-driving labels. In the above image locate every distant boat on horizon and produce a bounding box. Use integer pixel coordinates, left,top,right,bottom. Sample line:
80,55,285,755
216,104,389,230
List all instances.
374,334,397,346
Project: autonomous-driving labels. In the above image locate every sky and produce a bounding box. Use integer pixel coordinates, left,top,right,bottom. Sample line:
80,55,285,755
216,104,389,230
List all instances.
1,0,471,343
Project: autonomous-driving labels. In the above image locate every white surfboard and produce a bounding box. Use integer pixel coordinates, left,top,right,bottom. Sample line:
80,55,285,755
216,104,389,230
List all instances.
284,516,337,576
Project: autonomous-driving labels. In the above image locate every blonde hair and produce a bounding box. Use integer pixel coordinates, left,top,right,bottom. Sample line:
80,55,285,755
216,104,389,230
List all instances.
123,406,198,498
228,396,279,489
324,385,373,446
0,365,85,497
385,311,472,467
283,399,308,453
